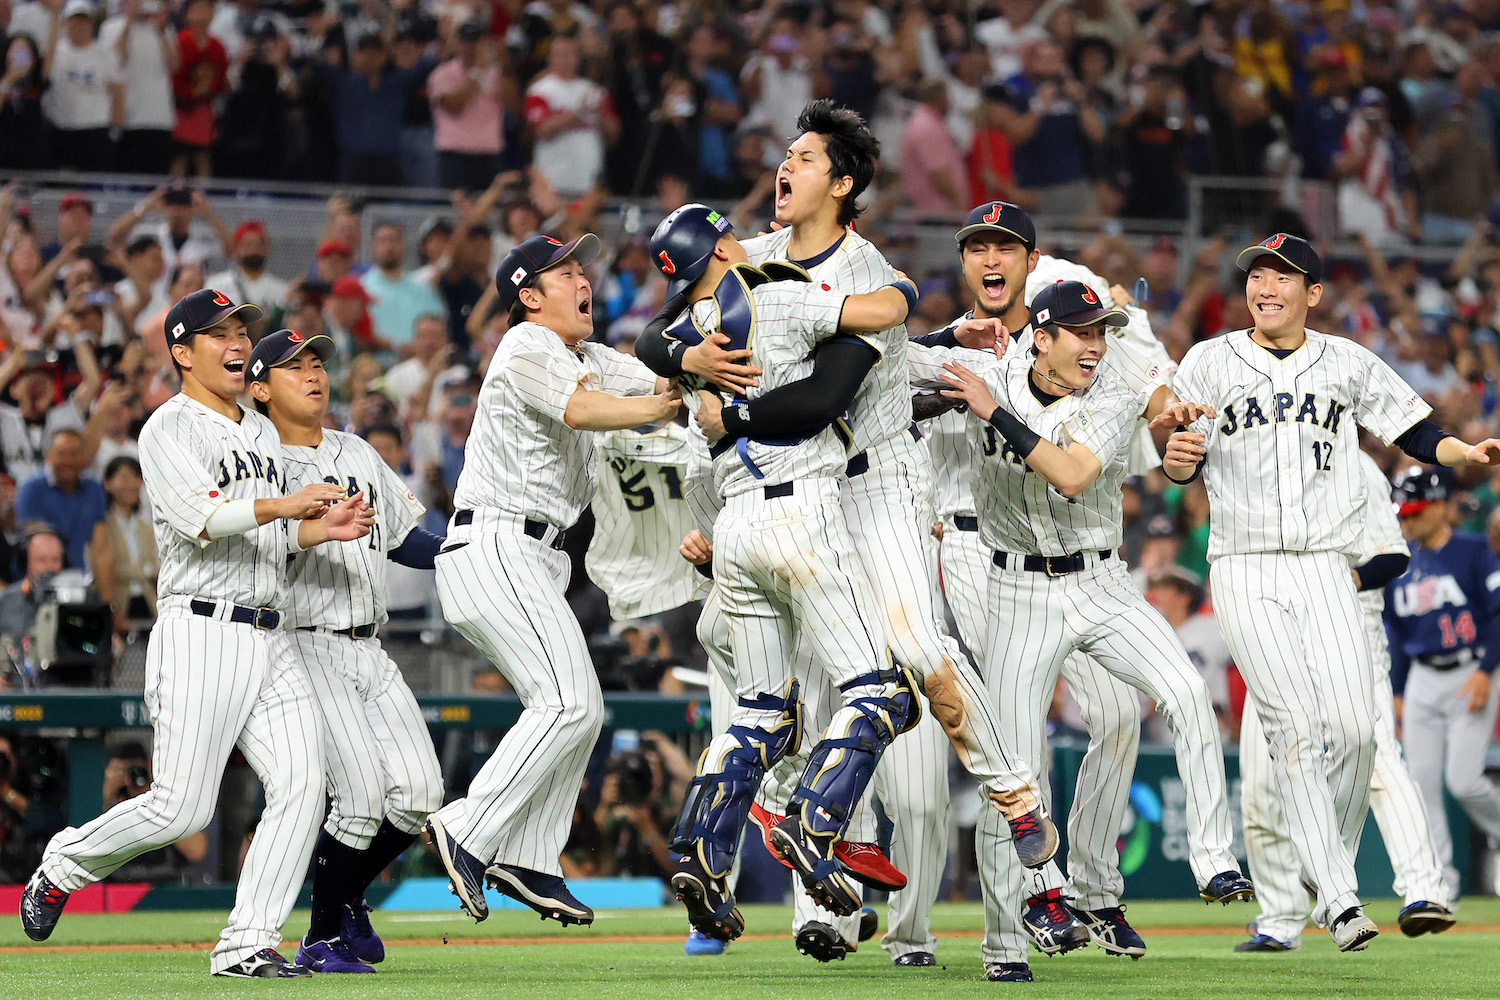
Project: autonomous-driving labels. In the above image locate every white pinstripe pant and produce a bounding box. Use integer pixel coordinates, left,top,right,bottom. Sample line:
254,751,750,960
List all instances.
938,519,1142,911
1242,603,1448,943
432,528,603,875
285,631,444,847
41,606,326,973
976,557,1235,965
1212,550,1376,925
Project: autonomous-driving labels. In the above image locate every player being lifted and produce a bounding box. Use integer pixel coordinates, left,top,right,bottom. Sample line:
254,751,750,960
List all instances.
1162,234,1500,951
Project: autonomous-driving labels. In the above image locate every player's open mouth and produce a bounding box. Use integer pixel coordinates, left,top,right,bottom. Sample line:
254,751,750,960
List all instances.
1257,303,1284,313
225,360,245,375
776,177,793,209
1078,359,1098,375
578,298,592,318
981,274,1005,295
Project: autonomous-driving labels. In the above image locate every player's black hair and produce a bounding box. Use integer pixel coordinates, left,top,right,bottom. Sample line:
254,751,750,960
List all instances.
508,271,542,327
794,99,879,228
362,422,405,446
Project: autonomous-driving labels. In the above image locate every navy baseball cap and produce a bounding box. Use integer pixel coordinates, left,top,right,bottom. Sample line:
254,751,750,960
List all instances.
1391,466,1451,517
164,288,264,346
650,204,735,297
1236,233,1323,285
1029,280,1127,330
495,233,602,311
955,202,1036,251
248,328,336,383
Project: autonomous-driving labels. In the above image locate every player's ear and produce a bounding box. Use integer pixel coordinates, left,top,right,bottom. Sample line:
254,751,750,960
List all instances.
517,283,543,312
1306,281,1323,307
1026,248,1039,273
170,341,192,371
249,380,271,405
830,173,853,200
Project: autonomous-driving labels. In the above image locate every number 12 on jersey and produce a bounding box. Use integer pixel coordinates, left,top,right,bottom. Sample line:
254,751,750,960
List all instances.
1312,440,1333,471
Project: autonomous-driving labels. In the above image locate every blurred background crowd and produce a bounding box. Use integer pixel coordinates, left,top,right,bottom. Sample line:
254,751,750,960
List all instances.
3,0,1500,892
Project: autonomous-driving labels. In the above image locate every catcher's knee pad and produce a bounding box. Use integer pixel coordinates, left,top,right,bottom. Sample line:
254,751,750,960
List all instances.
788,664,922,841
670,680,801,875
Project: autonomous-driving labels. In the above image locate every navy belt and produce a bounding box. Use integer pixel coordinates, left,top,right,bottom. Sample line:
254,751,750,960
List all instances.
992,550,1113,577
190,599,281,630
454,509,568,550
846,423,922,478
764,482,794,499
299,623,378,640
952,515,979,532
1416,650,1479,672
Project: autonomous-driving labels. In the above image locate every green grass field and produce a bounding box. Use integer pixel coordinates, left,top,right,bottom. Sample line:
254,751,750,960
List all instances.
4,899,1498,999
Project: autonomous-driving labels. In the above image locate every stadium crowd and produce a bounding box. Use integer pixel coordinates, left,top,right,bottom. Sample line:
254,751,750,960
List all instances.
3,0,1500,887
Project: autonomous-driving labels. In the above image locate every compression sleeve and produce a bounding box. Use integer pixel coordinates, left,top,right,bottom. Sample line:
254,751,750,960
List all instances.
204,498,261,540
635,293,691,377
719,336,879,440
389,526,445,570
1353,552,1409,592
913,327,962,349
1393,418,1454,465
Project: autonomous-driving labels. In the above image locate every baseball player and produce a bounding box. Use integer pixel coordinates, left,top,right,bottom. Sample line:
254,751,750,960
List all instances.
20,289,373,977
934,279,1249,982
1238,452,1452,952
1162,233,1500,951
1385,466,1500,909
423,234,681,926
247,328,448,973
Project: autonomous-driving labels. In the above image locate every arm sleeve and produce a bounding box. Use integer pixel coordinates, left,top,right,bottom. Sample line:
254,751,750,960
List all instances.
634,294,693,377
203,498,260,539
389,526,445,569
1384,598,1412,695
720,337,878,439
913,327,963,349
1353,552,1409,591
1391,418,1454,465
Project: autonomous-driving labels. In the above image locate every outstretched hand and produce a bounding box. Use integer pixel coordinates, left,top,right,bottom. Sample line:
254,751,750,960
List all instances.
1148,400,1218,430
324,492,376,541
683,333,760,391
939,362,998,421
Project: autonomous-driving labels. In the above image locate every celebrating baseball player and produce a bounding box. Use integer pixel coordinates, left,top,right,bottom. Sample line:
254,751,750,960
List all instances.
1384,466,1500,909
934,279,1250,982
1239,452,1452,952
247,328,447,973
424,234,680,927
641,203,927,943
1161,233,1500,951
20,289,374,978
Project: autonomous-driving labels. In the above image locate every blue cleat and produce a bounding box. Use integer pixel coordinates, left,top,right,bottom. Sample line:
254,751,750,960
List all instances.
425,815,489,921
685,929,727,956
294,937,376,973
1200,870,1255,905
341,898,384,964
1075,905,1146,959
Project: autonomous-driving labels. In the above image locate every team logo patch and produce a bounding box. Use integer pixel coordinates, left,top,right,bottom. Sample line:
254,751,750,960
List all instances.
658,251,676,275
287,331,303,342
511,267,527,285
1035,308,1051,325
708,210,730,233
211,290,231,307
1081,286,1099,304
1262,234,1286,250
172,322,185,337
251,359,264,377
544,237,563,246
983,204,1003,224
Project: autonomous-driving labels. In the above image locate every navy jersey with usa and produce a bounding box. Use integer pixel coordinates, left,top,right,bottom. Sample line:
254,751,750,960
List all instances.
1383,532,1500,693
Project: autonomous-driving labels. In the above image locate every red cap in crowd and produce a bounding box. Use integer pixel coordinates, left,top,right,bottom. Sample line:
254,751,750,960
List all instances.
234,220,267,245
317,240,353,259
330,275,374,302
58,192,94,213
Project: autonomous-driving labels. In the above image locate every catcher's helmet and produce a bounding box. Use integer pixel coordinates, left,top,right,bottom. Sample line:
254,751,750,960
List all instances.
650,204,734,297
1391,466,1450,517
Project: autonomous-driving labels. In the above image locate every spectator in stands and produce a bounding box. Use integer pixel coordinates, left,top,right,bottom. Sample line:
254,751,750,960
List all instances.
739,15,818,148
208,0,289,64
323,31,437,186
43,0,122,172
14,429,112,594
113,234,165,328
1413,103,1496,244
100,0,175,176
1003,38,1106,215
436,220,491,349
595,748,672,878
900,78,967,219
410,370,475,529
41,192,100,268
1115,64,1195,219
215,19,297,181
409,216,453,285
600,1,674,195
101,454,153,631
381,313,451,418
323,273,384,355
0,733,33,876
360,220,445,349
0,30,47,171
975,0,1045,80
86,376,136,480
204,220,288,314
170,0,225,177
0,345,98,486
524,32,616,199
1145,566,1233,740
313,238,355,286
107,182,231,280
1335,87,1419,246
680,24,742,199
364,421,435,632
429,22,507,191
1293,49,1357,181
0,525,64,644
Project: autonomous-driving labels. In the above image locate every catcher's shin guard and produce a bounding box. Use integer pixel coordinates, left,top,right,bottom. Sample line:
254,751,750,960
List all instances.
669,680,802,876
788,663,923,849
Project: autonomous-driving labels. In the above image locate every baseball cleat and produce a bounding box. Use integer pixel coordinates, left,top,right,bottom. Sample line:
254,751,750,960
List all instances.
1397,900,1456,937
1200,870,1255,905
341,898,384,964
670,856,744,942
985,962,1034,982
1007,808,1059,869
425,815,489,921
1075,905,1146,959
1235,932,1298,952
1329,906,1379,952
294,936,376,973
1021,890,1090,956
749,802,791,869
213,948,312,978
19,870,69,941
837,841,907,891
794,921,848,962
894,951,936,967
768,818,862,917
485,863,594,925
684,928,727,956
858,905,878,942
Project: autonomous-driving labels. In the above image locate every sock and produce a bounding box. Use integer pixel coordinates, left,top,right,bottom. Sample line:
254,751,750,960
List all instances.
352,819,419,899
308,831,364,942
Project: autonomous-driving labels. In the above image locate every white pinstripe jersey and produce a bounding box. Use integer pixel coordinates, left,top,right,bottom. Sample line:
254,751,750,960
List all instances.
698,284,871,497
586,421,710,619
963,350,1138,556
742,227,907,453
280,430,427,630
1352,449,1407,616
138,395,289,608
1173,329,1430,560
452,320,659,529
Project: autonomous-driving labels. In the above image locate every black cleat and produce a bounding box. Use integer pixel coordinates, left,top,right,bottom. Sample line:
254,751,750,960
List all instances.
895,951,936,966
1075,905,1146,959
1200,870,1255,905
858,906,878,942
985,962,1034,982
1021,891,1090,956
425,815,489,921
795,921,848,962
485,863,593,925
19,870,69,942
670,855,743,942
213,948,312,978
1397,900,1456,937
768,818,861,917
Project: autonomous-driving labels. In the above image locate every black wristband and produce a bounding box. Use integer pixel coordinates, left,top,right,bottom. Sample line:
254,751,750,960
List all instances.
720,400,749,438
987,404,1041,459
886,281,917,317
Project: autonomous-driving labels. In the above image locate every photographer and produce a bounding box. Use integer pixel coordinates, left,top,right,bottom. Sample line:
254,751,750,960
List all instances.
0,343,98,487
101,741,208,879
594,746,673,878
0,733,34,879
